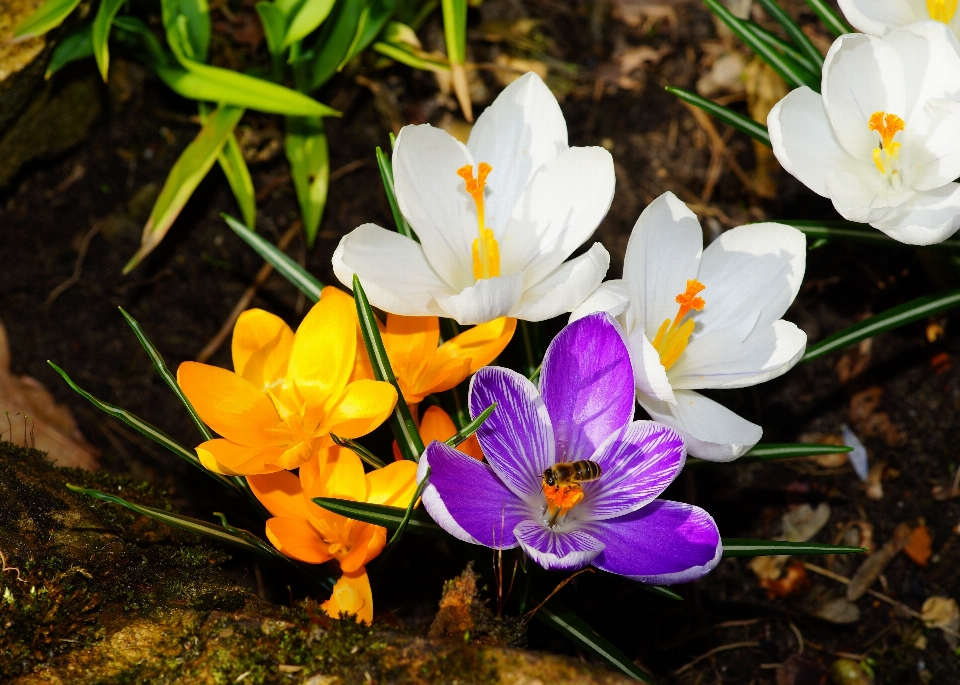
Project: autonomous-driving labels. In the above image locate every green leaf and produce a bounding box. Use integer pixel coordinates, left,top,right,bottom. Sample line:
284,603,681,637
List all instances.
48,361,236,490
688,442,853,466
312,497,444,535
742,21,817,74
92,0,125,81
440,0,466,64
14,0,81,37
535,600,652,682
802,0,852,37
45,23,94,79
754,0,823,69
372,40,449,72
353,275,426,462
801,288,960,363
112,16,170,69
375,146,417,240
219,132,257,230
387,466,431,545
223,213,324,300
641,585,683,601
338,0,397,69
285,0,337,47
310,0,364,89
783,219,960,251
721,538,865,557
256,1,287,57
330,434,387,469
125,105,244,273
67,484,280,558
666,87,771,147
285,116,329,246
162,0,211,62
444,403,494,448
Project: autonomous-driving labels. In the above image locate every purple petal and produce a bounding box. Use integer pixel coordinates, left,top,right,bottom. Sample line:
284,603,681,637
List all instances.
470,366,555,500
514,520,604,571
591,500,721,584
540,313,635,461
420,441,526,548
582,420,685,520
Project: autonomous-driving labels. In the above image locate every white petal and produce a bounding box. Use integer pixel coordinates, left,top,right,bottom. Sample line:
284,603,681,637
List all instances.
825,166,913,223
622,192,703,334
768,87,853,198
870,182,960,245
393,124,477,291
837,0,920,37
691,222,806,343
883,21,960,125
626,325,676,405
467,72,568,236
638,390,762,462
905,99,960,191
822,33,905,160
670,320,807,390
333,223,452,316
435,273,526,325
509,244,609,322
568,280,630,323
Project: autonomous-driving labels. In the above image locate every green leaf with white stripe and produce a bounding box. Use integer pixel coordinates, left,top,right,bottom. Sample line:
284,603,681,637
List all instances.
666,87,770,146
688,443,853,466
312,498,444,535
784,220,960,251
444,404,494,448
721,538,865,557
803,0,852,37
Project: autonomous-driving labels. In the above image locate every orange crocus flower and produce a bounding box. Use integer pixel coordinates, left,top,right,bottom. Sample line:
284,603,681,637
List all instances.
247,446,417,623
178,287,397,475
393,405,483,461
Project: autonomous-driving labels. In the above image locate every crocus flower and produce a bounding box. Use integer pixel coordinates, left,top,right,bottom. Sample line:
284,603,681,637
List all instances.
333,72,616,325
839,0,960,39
418,313,721,582
248,446,417,623
392,405,484,462
768,22,960,245
179,287,397,475
572,192,806,462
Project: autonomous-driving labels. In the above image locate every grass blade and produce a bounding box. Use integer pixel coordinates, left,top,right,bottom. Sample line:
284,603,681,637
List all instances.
219,132,257,230
440,0,471,120
330,434,387,469
92,0,124,80
375,146,417,240
285,116,329,247
801,288,960,363
284,0,337,47
721,538,866,557
223,213,324,301
783,220,960,251
802,0,852,37
742,21,817,73
310,0,364,89
387,466,431,546
337,0,397,70
353,275,425,462
641,585,683,601
312,497,444,535
45,23,93,78
444,403,494,448
688,442,853,466
15,0,81,37
754,0,823,69
372,41,449,73
666,87,770,146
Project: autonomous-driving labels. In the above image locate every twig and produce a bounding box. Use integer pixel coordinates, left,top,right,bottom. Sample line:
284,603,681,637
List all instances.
523,568,594,623
44,221,102,309
682,102,754,196
788,621,804,655
0,548,24,582
672,641,760,676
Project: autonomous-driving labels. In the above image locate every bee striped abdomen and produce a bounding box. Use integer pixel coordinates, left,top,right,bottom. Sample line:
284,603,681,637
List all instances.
571,460,602,482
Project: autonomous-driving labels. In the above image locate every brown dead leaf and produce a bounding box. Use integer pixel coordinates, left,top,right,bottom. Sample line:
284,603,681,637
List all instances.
610,0,679,32
836,338,873,384
922,596,959,649
904,525,932,567
696,53,745,98
759,561,809,599
749,504,829,587
0,320,98,469
848,387,907,448
846,523,911,600
931,351,952,375
800,433,849,468
812,597,861,624
744,58,787,199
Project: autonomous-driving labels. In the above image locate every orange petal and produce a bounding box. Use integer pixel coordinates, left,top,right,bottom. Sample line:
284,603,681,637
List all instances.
178,362,284,447
324,379,397,439
322,568,373,624
231,309,294,389
272,436,327,471
300,446,366,501
383,315,439,396
366,460,418,507
265,516,331,563
436,316,516,374
337,521,386,573
416,357,472,399
196,439,288,476
247,470,307,519
419,405,484,460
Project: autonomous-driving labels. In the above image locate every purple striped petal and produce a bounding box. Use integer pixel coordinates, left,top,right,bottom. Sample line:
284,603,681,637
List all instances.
581,421,685,520
514,520,604,571
470,367,555,500
591,500,721,584
539,313,635,461
420,441,526,548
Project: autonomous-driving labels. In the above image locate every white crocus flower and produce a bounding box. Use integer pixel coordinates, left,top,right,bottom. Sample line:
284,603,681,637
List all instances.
332,73,615,325
571,192,807,462
768,22,960,246
839,0,960,38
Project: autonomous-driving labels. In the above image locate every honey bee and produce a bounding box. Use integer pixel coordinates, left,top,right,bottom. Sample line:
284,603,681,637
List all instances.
542,460,602,488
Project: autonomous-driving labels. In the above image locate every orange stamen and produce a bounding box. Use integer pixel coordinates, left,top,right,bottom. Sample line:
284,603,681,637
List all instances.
544,482,584,526
868,112,905,151
651,279,706,371
458,163,500,280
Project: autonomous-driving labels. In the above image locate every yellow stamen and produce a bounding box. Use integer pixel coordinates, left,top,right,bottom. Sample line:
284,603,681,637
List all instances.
652,279,706,371
928,0,958,23
868,111,905,184
544,482,584,527
458,163,500,280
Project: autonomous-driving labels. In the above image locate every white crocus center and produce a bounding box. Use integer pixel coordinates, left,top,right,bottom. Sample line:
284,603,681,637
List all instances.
869,111,905,189
651,279,706,371
928,0,958,23
457,162,501,280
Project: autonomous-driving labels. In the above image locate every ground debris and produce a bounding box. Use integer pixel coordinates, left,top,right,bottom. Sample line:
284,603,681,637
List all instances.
428,563,525,648
846,523,912,601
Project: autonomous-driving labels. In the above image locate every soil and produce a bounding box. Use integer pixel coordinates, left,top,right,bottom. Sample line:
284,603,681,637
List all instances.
2,0,960,682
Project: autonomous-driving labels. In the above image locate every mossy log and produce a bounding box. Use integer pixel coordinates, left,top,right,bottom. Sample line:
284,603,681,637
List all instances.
0,443,635,684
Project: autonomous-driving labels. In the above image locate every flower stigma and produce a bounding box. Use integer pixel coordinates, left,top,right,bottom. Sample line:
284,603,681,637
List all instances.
928,0,958,23
869,111,905,187
651,279,706,370
457,163,501,280
543,482,585,527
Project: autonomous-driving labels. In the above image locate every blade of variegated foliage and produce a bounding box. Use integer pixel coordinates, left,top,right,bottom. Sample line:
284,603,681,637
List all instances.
45,23,93,78
444,403,494,448
92,0,125,80
284,0,337,48
440,0,471,120
218,133,257,230
310,0,364,89
125,106,244,274
784,220,960,251
803,0,852,37
286,116,329,246
372,41,449,73
535,600,652,682
48,362,236,490
161,0,211,62
338,0,397,70
223,213,324,301
641,585,683,601
353,275,426,461
688,443,853,466
313,497,444,535
375,146,417,239
802,288,960,363
67,484,280,558
754,0,823,69
721,539,865,557
15,0,81,37
387,467,431,545
330,434,387,469
666,87,771,146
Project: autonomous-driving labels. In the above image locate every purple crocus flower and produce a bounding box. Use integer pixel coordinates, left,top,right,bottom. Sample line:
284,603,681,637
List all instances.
417,312,722,583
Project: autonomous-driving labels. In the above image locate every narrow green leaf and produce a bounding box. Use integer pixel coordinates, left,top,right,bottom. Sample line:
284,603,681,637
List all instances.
387,466,431,545
162,0,211,62
445,403,494,448
338,0,397,69
535,600,652,682
125,105,243,273
641,585,683,601
48,362,236,490
284,0,337,47
313,497,444,535
754,0,823,69
223,213,324,300
45,23,94,79
330,434,387,469
721,538,866,557
741,21,816,74
783,219,960,251
92,0,125,81
802,0,852,37
219,132,257,230
14,0,81,37
802,288,960,363
440,0,466,64
112,16,170,69
285,116,329,246
666,87,771,147
688,442,853,466
310,0,364,89
353,275,426,462
256,1,287,57
372,41,449,72
375,146,417,240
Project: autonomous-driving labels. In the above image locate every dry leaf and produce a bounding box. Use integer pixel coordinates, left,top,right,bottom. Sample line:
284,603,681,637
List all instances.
846,523,911,601
866,462,886,500
492,55,548,87
696,53,745,98
921,596,959,649
849,387,907,447
744,58,787,199
812,597,861,624
759,561,809,599
610,0,678,32
783,503,831,542
904,525,932,567
799,433,849,468
835,338,872,384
